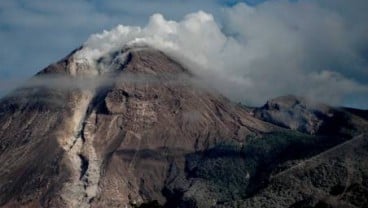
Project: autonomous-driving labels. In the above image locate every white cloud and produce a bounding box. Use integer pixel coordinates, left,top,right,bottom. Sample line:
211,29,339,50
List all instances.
0,0,222,79
75,1,368,106
1,0,367,107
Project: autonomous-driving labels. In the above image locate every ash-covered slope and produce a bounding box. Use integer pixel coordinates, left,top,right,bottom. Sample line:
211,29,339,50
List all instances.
0,46,275,207
223,96,368,208
0,46,367,208
253,95,332,134
253,95,368,136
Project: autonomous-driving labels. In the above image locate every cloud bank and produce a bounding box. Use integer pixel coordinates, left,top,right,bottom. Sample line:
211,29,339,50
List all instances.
1,0,367,108
75,1,368,107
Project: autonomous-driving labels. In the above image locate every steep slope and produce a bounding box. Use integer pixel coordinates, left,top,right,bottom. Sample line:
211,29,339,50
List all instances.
0,46,275,207
78,48,277,207
0,46,367,208
0,48,104,207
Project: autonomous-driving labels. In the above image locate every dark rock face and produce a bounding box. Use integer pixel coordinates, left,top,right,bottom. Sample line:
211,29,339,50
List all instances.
253,95,333,134
253,95,365,136
0,47,367,208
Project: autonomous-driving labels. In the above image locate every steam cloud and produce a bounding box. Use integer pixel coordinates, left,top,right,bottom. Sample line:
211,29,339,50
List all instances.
74,1,368,106
2,0,367,107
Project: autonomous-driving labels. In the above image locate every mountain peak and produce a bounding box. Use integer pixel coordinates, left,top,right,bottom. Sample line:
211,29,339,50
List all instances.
0,45,275,207
38,46,189,77
1,46,368,208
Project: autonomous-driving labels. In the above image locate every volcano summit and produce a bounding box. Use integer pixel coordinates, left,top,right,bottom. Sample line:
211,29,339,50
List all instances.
0,43,367,208
1,9,368,207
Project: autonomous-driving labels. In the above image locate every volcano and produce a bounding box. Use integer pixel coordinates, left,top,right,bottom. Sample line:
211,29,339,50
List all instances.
0,46,367,208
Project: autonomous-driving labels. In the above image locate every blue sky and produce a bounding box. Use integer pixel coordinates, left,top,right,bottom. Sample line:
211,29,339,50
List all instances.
0,0,252,79
0,0,367,108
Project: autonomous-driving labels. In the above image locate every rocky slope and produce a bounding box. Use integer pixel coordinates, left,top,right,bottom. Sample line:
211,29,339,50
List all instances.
0,46,367,208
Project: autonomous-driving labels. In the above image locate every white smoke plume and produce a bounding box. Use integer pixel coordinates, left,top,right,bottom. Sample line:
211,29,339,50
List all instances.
74,1,368,106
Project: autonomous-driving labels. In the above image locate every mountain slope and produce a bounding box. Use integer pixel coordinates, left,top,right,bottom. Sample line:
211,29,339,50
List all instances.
219,134,368,208
0,46,367,208
0,46,275,207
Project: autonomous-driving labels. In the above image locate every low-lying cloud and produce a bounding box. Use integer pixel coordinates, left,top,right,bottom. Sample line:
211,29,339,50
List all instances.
74,0,368,107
